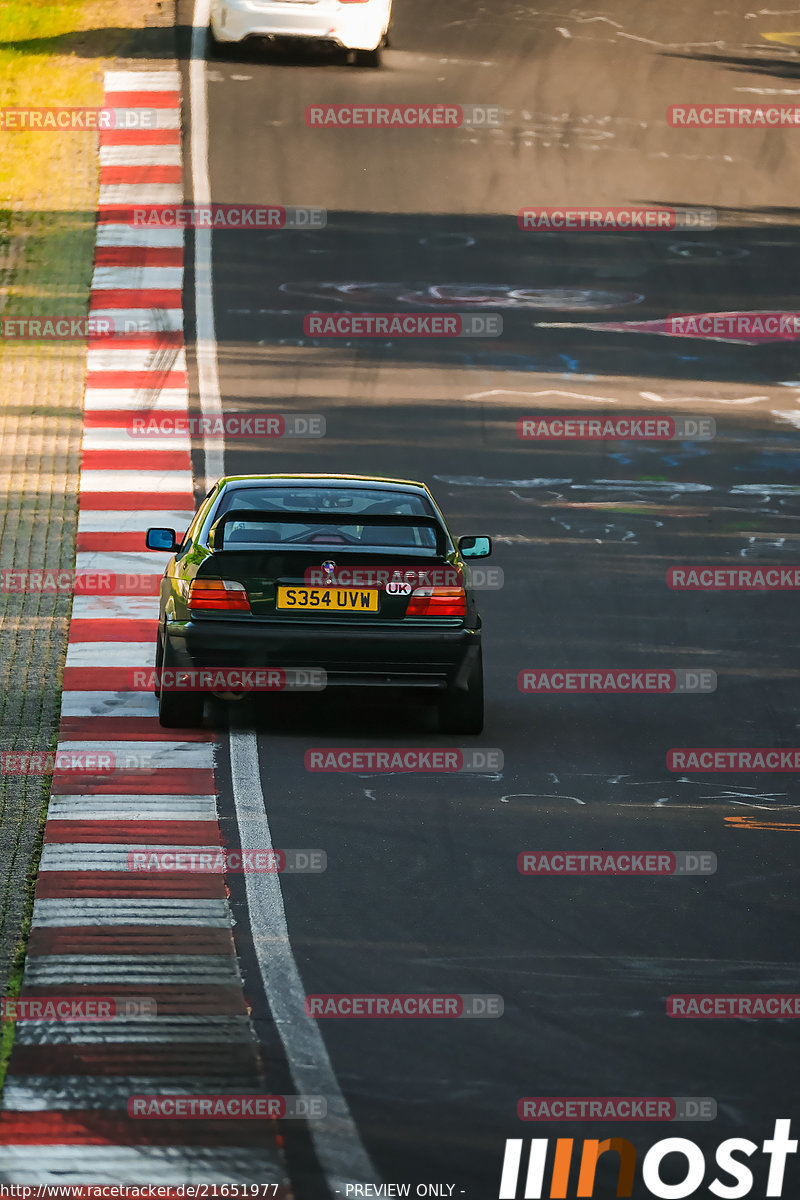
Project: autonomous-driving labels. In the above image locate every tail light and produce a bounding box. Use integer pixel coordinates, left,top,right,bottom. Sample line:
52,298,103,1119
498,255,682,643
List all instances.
405,586,466,618
188,579,250,612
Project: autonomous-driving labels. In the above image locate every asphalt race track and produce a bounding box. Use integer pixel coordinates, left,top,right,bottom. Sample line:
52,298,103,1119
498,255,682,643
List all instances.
179,1,800,1195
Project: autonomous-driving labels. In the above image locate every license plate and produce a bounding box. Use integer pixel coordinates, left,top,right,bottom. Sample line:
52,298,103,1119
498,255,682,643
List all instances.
277,586,379,613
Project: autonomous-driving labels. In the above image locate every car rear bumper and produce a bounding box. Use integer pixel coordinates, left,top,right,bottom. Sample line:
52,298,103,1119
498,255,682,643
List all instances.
210,0,386,50
164,618,480,690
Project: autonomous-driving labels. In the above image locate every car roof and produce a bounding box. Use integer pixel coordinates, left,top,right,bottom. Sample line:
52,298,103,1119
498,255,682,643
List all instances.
217,474,432,495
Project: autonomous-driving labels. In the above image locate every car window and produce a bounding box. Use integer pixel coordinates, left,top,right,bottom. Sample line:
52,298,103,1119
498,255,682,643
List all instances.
214,487,439,550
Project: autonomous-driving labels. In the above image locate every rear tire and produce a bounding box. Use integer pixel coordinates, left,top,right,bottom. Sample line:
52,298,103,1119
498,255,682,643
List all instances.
355,44,382,67
438,648,484,735
158,641,205,728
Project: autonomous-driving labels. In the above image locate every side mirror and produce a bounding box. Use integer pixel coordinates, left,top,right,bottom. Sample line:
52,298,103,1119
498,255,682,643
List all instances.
146,528,177,552
459,535,492,560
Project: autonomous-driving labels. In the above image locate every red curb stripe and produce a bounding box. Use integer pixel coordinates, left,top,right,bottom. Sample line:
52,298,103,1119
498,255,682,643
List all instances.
43,824,220,848
59,718,213,742
100,165,182,186
100,129,181,146
103,91,180,108
94,246,185,268
35,873,226,898
9,1046,261,1076
88,289,182,308
81,450,192,471
79,493,194,510
68,618,157,639
44,822,222,846
85,371,187,389
75,535,181,553
50,770,216,795
0,1114,285,1148
28,926,233,956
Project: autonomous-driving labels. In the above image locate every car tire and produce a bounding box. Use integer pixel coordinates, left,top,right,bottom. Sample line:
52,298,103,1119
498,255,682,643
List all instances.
158,641,205,728
355,45,382,67
438,648,484,735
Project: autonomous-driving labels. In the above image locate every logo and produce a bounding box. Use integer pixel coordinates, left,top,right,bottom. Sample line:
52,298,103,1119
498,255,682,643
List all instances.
321,560,337,584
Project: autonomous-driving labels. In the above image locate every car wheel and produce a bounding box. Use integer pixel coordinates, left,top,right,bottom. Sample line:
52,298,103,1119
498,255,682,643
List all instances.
158,641,205,728
355,45,382,67
438,648,484,735
207,22,223,57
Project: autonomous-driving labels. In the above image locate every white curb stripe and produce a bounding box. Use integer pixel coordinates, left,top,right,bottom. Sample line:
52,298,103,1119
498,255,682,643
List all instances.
69,594,161,618
91,266,184,291
77,471,193,493
77,511,194,535
87,347,187,372
99,179,181,206
82,428,191,453
100,145,183,167
84,387,189,411
59,692,160,717
32,898,232,927
47,797,218,821
96,226,185,249
25,956,241,984
56,739,214,766
39,847,224,872
105,70,183,91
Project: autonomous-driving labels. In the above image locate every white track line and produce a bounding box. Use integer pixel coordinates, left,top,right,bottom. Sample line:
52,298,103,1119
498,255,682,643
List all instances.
77,511,194,535
190,0,225,494
190,2,379,1187
228,732,379,1189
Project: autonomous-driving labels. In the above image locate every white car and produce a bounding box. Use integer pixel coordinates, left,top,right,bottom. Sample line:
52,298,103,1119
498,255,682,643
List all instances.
210,0,393,66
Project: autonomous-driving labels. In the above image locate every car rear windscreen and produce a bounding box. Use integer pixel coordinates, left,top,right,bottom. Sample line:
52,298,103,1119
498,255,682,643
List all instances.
213,487,439,550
